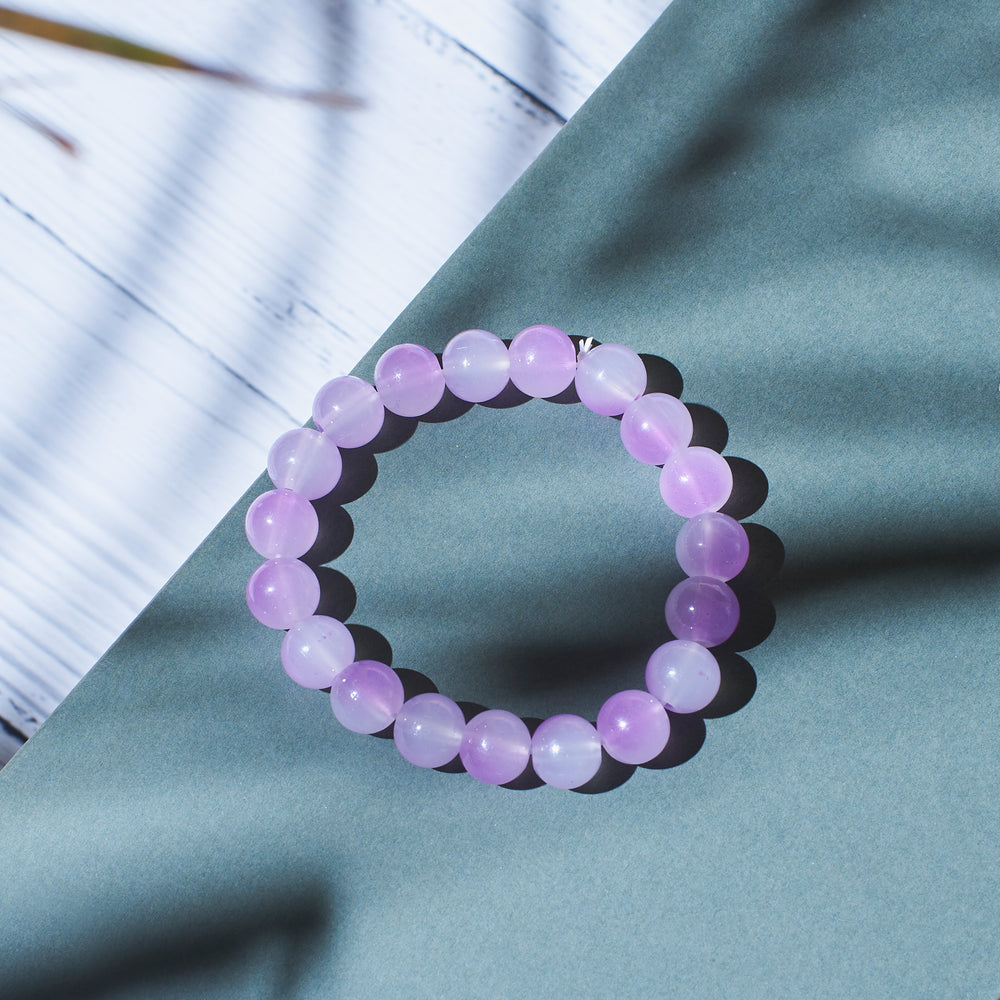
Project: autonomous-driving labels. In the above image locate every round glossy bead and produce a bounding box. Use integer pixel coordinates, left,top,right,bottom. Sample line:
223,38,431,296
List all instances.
620,392,693,465
267,427,343,500
596,690,670,765
575,343,647,416
442,329,510,403
665,577,740,647
394,693,466,768
330,660,404,734
507,324,577,398
675,511,749,581
281,615,355,689
245,489,319,559
460,709,531,785
659,446,733,517
530,714,602,789
374,343,445,417
245,558,320,629
645,639,721,713
312,376,385,448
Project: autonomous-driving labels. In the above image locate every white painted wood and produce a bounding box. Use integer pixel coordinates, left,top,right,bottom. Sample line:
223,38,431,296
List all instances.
407,0,671,119
0,0,669,763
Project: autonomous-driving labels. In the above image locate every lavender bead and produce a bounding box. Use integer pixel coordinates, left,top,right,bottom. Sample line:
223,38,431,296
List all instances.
620,392,693,465
246,558,320,629
675,511,749,581
665,577,739,647
645,639,721,713
267,427,343,501
394,693,466,768
596,690,670,765
460,709,531,785
374,343,445,417
659,446,733,517
281,615,355,689
507,324,577,398
312,376,385,448
575,343,647,416
530,714,602,789
330,660,404,734
245,489,319,559
442,328,510,402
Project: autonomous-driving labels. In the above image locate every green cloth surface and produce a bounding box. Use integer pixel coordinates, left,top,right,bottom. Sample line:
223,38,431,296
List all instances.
3,0,999,996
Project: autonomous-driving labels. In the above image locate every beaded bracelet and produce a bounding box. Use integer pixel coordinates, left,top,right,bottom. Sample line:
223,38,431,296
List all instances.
246,325,759,789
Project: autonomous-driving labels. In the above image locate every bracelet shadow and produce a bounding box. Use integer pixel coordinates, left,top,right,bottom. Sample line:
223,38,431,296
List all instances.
292,357,781,794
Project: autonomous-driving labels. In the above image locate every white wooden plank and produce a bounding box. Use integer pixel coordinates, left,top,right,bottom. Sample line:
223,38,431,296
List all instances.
0,201,289,740
404,0,670,119
0,0,668,764
1,1,567,416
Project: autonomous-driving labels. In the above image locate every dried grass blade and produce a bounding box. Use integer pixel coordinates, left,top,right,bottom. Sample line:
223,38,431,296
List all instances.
0,7,362,107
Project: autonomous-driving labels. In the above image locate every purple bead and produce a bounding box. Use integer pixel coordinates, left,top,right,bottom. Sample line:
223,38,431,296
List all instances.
507,324,577,398
330,660,404,734
530,714,602,789
442,329,510,402
620,392,693,465
312,376,385,448
460,709,531,785
596,690,670,765
675,511,749,581
281,615,355,689
374,343,445,417
245,558,320,629
645,639,721,713
394,693,466,768
575,343,647,416
245,489,319,559
267,427,343,501
665,577,740,647
659,446,733,517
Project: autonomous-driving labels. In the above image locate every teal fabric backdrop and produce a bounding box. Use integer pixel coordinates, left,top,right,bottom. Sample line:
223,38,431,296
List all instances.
2,0,999,996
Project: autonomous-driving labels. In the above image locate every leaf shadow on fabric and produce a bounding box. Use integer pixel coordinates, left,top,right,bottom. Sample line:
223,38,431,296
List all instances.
6,883,332,1000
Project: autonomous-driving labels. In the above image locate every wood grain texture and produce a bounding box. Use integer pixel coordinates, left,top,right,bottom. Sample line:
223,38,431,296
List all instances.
406,0,671,118
0,0,669,762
